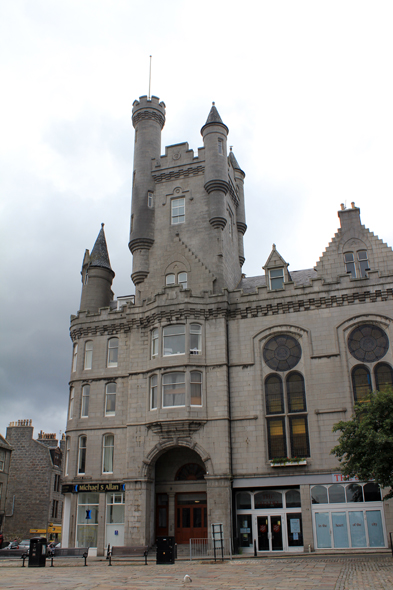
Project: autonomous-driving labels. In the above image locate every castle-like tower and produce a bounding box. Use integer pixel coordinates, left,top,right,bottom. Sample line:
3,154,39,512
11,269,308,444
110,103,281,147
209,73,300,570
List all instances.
62,96,393,557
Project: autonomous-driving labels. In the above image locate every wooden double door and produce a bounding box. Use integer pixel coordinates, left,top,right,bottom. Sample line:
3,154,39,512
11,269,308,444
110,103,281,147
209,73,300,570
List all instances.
156,492,207,544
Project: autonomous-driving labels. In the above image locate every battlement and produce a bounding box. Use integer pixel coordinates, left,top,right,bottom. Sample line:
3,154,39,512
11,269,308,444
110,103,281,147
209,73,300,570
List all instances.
132,95,166,109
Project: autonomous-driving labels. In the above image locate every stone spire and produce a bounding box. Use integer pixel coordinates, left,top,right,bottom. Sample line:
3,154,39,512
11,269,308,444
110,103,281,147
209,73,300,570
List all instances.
201,102,229,134
79,224,115,313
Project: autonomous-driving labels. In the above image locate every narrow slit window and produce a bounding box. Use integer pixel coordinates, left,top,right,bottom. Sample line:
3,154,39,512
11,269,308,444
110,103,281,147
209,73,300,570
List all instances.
81,385,90,417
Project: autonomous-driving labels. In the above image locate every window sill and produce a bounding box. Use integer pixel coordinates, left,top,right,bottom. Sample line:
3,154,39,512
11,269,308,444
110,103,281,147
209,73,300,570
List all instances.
270,460,307,467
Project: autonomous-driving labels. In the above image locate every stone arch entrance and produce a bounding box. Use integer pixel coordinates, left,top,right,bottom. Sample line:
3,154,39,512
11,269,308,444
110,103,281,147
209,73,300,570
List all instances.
155,447,208,544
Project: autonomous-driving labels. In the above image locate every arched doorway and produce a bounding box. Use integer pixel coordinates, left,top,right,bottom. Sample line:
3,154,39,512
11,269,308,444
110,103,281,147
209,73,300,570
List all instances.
155,447,207,544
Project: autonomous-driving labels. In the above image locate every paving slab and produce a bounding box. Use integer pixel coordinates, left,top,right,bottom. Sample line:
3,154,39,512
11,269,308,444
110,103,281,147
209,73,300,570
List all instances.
0,554,392,590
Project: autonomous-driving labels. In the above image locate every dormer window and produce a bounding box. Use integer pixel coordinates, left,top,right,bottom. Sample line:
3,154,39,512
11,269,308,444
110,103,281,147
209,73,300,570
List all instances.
269,268,284,290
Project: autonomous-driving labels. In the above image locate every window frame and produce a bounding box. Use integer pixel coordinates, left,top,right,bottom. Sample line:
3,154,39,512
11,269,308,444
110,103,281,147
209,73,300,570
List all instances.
84,341,93,370
107,337,119,368
264,371,310,460
81,384,90,418
190,371,202,406
171,197,185,225
102,434,114,474
269,268,284,290
162,371,186,408
150,374,158,410
163,324,186,356
78,435,87,475
105,382,116,416
72,343,78,372
68,387,74,420
352,365,372,403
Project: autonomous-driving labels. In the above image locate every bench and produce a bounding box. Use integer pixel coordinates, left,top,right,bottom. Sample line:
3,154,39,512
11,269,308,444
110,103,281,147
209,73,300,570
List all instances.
48,547,89,566
0,549,29,567
108,545,149,566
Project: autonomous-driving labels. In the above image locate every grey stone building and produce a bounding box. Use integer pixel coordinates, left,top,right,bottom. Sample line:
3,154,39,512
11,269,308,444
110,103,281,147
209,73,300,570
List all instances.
62,96,393,556
0,434,12,537
4,421,64,542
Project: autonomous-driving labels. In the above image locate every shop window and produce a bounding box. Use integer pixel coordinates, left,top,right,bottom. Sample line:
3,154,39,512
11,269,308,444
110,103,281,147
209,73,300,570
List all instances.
311,485,328,504
285,489,301,508
237,514,253,548
107,338,119,368
190,371,202,406
162,372,185,407
150,374,157,410
78,435,87,474
72,343,78,372
163,325,185,356
171,197,185,224
346,483,363,502
375,363,393,392
81,384,90,417
236,493,251,510
105,383,116,416
77,492,99,548
352,365,372,402
328,484,346,503
107,493,124,523
84,341,93,370
287,513,303,547
255,491,283,509
364,483,382,502
103,434,114,473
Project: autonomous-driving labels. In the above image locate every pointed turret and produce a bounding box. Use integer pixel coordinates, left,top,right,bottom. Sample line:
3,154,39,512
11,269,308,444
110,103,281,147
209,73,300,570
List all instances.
201,102,229,230
229,147,247,266
80,224,115,312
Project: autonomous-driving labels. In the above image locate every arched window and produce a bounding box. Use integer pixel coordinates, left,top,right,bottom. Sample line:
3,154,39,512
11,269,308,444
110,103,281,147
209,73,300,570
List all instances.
375,363,393,392
328,484,345,503
81,384,90,417
286,372,306,412
286,489,301,508
84,341,93,370
107,338,119,368
103,434,114,473
166,273,175,285
311,485,328,504
352,365,372,402
78,435,87,474
255,491,283,509
175,463,206,480
105,383,116,416
265,375,284,414
364,483,381,502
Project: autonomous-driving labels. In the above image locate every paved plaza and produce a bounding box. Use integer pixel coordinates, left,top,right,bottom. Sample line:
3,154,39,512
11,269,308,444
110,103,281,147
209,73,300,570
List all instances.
1,554,393,590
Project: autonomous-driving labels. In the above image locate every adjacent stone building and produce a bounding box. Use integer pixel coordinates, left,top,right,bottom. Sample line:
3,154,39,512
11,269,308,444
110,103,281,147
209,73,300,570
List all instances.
62,96,393,555
4,421,64,541
0,434,12,536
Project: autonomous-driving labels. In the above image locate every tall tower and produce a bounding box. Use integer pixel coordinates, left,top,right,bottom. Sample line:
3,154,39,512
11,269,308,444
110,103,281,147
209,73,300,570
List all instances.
200,103,229,230
79,224,115,312
129,96,166,286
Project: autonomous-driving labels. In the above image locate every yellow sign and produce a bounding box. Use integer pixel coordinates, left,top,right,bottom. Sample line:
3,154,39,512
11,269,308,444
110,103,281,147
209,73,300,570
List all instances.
30,529,47,534
48,526,62,533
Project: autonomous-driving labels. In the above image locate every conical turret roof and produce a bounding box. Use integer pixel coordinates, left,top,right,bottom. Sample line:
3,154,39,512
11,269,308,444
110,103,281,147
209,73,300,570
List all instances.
89,224,112,271
201,102,229,134
229,147,244,174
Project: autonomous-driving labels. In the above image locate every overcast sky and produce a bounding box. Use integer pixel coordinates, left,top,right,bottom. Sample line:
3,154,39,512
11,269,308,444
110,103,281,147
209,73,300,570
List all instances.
1,1,393,440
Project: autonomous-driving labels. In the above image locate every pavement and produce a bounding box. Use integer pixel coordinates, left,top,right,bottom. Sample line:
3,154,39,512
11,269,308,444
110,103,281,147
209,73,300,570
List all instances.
1,553,393,590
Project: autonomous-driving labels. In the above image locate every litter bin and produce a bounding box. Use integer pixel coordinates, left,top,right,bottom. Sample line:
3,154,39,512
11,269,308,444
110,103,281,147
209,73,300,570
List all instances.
28,537,47,567
156,536,175,564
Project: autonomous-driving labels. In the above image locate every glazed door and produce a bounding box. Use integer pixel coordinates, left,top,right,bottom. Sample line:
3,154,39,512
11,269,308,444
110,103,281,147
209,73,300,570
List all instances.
257,515,284,551
175,493,207,544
